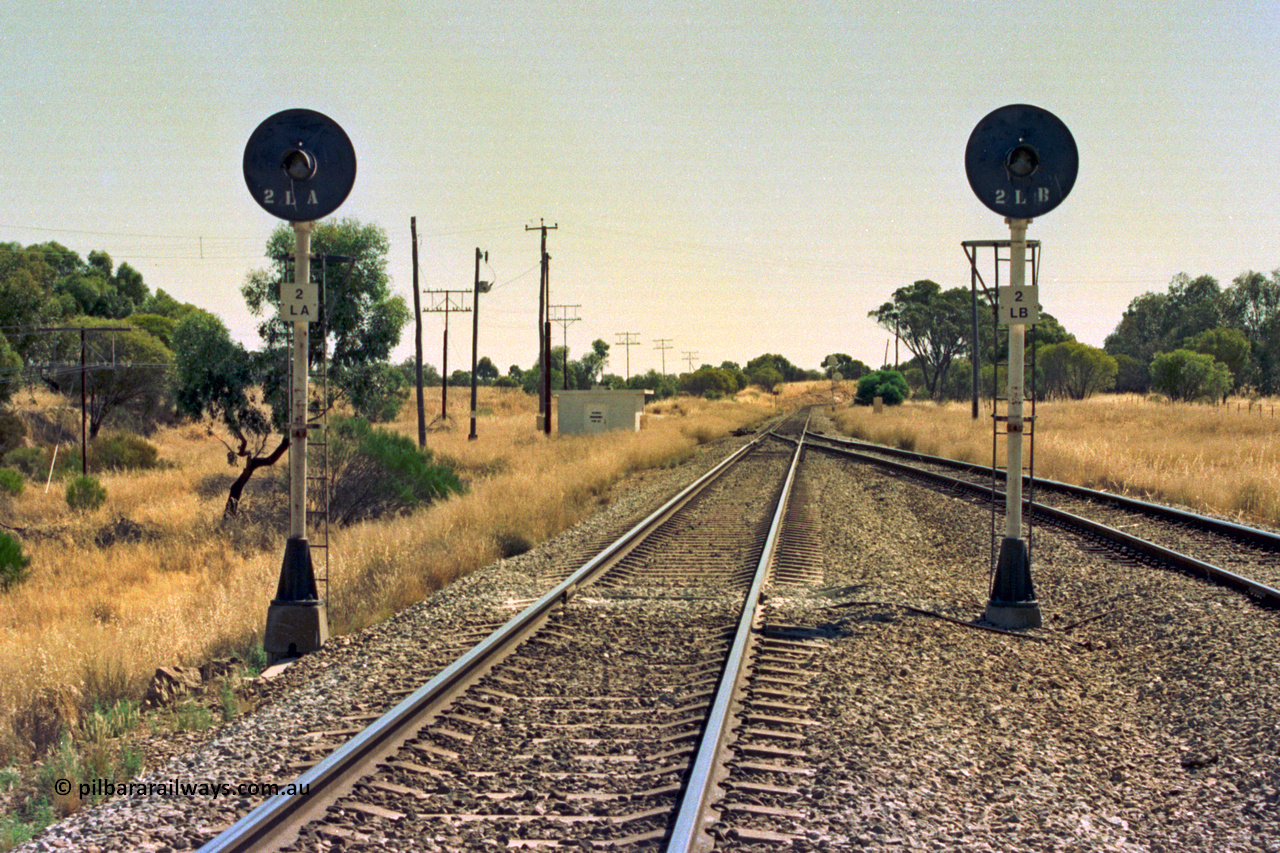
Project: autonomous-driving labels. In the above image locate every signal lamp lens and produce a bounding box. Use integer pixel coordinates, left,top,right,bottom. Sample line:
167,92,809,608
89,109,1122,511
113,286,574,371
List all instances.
281,148,317,181
1005,143,1039,178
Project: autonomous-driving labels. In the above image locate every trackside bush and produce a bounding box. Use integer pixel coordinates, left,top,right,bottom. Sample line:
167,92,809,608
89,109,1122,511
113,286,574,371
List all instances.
0,532,31,591
0,467,22,497
4,445,81,480
855,370,909,406
66,475,107,512
4,446,48,479
0,409,26,460
328,417,464,525
89,432,160,471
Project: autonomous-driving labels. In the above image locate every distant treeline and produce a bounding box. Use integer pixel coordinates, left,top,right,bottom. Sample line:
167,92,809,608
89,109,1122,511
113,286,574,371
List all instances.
406,349,872,402
871,272,1280,403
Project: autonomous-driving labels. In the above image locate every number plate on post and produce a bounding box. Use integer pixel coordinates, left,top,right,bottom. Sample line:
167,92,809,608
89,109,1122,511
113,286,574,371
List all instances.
998,285,1039,326
281,280,319,323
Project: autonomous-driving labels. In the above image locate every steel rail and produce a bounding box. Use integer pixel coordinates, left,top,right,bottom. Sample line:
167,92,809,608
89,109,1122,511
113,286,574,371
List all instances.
806,430,1280,551
805,435,1280,610
666,413,808,851
198,415,799,853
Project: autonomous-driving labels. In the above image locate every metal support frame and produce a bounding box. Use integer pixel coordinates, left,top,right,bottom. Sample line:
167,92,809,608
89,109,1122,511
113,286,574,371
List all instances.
305,254,336,608
963,229,1042,629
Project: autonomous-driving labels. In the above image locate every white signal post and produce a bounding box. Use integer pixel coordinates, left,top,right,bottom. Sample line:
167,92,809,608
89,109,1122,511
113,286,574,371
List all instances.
987,216,1042,629
262,220,329,663
1004,218,1028,546
289,222,312,541
965,103,1076,630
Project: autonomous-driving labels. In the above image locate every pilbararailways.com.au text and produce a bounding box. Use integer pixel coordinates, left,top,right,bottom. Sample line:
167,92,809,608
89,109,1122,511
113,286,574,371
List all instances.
56,778,310,800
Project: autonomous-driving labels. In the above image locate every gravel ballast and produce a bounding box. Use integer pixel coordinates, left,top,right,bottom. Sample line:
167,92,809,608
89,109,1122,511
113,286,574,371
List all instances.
759,446,1280,852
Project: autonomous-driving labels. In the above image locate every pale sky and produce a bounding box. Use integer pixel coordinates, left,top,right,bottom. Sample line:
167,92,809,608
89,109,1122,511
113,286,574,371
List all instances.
2,1,1277,378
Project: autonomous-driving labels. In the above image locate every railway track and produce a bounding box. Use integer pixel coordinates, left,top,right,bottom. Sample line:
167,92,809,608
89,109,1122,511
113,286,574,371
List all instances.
200,411,835,852
803,427,1280,610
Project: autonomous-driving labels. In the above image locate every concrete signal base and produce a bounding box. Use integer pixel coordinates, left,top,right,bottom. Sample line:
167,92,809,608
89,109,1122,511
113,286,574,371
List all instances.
984,600,1042,630
265,600,329,663
264,537,329,663
984,536,1042,629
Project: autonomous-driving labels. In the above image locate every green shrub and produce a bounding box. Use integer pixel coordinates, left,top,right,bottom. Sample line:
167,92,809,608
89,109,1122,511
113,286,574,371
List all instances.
35,734,83,815
219,681,239,722
0,409,26,460
0,467,22,497
81,699,140,742
1149,349,1232,403
4,445,82,480
4,446,47,479
53,448,82,479
0,805,51,850
0,532,30,591
328,416,464,525
66,475,107,512
89,432,160,471
168,700,213,733
338,362,410,423
855,370,910,406
238,638,268,677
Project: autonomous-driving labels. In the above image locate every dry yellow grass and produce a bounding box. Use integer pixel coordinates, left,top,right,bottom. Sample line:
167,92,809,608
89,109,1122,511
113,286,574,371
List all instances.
832,394,1280,527
0,385,777,770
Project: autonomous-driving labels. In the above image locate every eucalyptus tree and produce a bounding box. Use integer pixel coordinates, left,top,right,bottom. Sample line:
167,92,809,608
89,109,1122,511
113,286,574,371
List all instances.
869,279,970,399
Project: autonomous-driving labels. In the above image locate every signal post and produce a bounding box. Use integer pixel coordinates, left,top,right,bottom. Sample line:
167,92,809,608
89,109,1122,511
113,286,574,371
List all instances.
964,104,1078,629
243,109,357,660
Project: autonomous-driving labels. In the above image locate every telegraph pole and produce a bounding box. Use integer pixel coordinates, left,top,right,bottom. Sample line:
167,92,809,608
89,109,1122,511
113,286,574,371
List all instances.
411,217,426,448
615,332,640,382
550,304,582,389
423,290,471,424
653,338,672,375
682,350,699,372
470,249,491,441
20,324,131,475
526,219,557,434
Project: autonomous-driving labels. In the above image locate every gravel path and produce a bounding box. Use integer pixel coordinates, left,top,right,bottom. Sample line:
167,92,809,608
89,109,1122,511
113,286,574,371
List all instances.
16,425,1280,852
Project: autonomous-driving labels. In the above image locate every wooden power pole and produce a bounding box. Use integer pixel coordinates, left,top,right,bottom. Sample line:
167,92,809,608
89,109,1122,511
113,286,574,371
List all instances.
526,219,557,434
411,217,425,448
423,290,471,425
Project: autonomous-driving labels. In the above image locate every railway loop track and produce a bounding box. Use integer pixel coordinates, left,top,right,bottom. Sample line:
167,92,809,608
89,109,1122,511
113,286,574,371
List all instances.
802,423,1280,609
